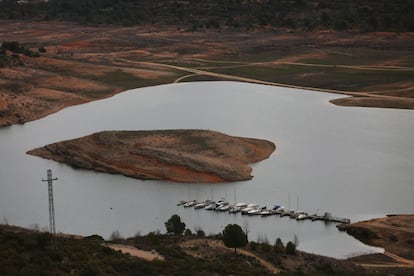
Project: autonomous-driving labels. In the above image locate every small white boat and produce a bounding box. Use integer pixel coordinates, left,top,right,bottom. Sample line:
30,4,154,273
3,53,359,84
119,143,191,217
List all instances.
235,202,248,208
177,200,187,206
296,213,308,220
248,208,261,215
229,206,241,213
204,203,216,210
260,210,272,216
241,207,254,214
194,202,207,209
247,203,259,208
183,200,197,207
218,204,230,211
290,210,305,219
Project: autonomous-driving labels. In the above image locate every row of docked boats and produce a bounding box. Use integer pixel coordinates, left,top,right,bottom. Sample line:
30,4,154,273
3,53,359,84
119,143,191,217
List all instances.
177,199,350,224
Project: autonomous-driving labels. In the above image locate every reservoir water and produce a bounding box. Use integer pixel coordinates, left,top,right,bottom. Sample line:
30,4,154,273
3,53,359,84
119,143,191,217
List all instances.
1,81,413,258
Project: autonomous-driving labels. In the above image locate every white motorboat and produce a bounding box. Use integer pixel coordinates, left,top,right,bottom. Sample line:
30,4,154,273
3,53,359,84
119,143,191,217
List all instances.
194,202,207,209
204,203,216,210
248,208,261,215
241,207,254,214
296,213,308,220
260,210,272,216
218,204,230,211
177,200,187,206
229,206,241,213
183,200,197,207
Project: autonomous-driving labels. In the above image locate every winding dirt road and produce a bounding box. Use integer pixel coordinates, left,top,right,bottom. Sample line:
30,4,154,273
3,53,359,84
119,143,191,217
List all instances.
118,58,413,103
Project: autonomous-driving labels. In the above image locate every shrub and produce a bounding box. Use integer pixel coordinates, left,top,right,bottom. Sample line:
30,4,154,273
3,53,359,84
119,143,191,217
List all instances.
184,229,192,236
261,242,272,253
195,226,205,237
285,241,296,255
274,238,285,254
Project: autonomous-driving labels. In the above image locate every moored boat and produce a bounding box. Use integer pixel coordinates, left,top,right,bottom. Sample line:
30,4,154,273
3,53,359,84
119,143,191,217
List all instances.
260,209,272,216
229,206,241,213
177,200,187,206
218,204,230,211
194,202,207,209
204,203,216,210
183,200,197,207
247,208,261,215
296,213,308,220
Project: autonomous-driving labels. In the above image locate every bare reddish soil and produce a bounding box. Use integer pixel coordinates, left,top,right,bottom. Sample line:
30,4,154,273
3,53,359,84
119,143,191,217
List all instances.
1,21,414,126
339,215,414,261
27,129,276,183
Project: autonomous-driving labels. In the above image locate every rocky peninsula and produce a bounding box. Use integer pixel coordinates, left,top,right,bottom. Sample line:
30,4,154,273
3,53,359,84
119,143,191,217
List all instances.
27,129,275,183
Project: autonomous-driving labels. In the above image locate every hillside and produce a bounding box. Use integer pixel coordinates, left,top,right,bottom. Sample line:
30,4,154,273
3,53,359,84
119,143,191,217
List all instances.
338,215,414,260
0,224,372,275
27,129,276,183
1,20,413,127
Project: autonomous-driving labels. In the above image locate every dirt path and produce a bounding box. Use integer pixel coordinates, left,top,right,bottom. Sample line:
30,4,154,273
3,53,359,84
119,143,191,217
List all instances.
276,61,414,72
181,239,281,274
384,251,414,266
119,58,412,102
359,251,414,268
104,243,164,261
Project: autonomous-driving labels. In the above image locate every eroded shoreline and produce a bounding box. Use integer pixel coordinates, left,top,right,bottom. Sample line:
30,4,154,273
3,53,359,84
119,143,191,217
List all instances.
27,129,276,183
1,21,414,127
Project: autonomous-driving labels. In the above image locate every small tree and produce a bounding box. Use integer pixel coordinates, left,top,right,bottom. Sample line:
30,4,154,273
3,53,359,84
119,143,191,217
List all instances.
184,229,193,236
165,214,185,235
222,224,248,254
286,241,296,255
274,237,284,254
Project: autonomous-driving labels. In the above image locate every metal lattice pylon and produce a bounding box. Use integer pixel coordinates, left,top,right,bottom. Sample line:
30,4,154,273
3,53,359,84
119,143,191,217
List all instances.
42,169,58,236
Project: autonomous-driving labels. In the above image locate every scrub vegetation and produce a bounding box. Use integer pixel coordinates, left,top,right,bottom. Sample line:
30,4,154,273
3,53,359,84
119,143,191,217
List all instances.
0,221,373,275
1,0,413,32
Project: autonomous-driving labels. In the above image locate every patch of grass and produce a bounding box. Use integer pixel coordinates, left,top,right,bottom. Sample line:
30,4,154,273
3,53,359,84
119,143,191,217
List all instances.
209,63,414,91
96,69,144,89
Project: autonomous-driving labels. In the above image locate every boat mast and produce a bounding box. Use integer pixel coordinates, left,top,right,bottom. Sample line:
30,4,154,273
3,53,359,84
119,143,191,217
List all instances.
288,192,291,209
297,195,299,211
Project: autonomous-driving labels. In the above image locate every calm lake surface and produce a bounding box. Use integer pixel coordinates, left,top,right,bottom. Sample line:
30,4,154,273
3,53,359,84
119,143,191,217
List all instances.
1,81,413,258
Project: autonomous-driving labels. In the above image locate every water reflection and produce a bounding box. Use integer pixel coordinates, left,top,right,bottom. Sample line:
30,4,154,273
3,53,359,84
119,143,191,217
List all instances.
1,81,413,258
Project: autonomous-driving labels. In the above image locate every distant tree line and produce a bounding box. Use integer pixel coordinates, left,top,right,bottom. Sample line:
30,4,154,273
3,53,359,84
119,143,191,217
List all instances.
0,0,413,32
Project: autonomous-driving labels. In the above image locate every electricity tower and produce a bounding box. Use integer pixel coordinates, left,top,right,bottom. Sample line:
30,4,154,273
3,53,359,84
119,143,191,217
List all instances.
42,169,58,240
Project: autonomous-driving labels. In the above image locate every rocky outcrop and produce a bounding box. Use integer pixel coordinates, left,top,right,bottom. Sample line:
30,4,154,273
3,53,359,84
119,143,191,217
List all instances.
27,129,276,183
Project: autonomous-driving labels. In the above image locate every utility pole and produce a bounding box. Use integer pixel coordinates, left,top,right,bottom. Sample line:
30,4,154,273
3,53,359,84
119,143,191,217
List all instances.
42,169,58,249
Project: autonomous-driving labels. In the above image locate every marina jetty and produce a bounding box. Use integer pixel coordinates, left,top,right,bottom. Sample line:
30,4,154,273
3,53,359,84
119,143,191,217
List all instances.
178,198,351,225
27,129,275,183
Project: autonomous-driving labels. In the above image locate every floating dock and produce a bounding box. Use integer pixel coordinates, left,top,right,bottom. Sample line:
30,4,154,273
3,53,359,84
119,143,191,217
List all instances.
178,199,351,224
